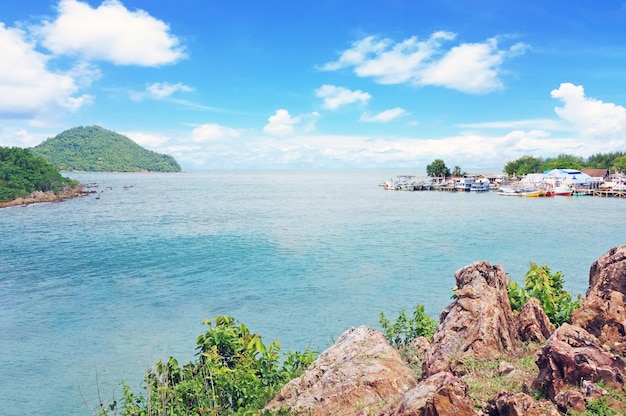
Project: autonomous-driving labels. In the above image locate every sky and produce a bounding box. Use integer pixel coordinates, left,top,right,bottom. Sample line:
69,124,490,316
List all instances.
1,0,626,170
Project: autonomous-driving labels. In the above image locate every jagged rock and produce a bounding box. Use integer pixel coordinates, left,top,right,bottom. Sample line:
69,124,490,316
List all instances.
489,391,560,416
264,326,418,416
497,361,515,376
554,390,586,413
533,323,626,400
581,380,610,402
422,261,520,378
572,245,626,354
381,372,478,416
516,298,555,343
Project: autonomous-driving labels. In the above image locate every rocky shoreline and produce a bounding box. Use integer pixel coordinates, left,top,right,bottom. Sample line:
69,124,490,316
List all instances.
0,184,90,209
265,245,626,415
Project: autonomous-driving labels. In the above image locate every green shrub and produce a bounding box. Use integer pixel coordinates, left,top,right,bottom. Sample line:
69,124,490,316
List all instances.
379,304,438,348
100,316,317,415
506,262,582,327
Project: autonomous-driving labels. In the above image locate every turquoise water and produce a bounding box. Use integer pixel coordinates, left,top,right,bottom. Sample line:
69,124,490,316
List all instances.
1,170,624,415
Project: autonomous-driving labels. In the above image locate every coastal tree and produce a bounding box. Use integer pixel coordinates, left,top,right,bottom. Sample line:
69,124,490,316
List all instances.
503,155,542,177
451,165,466,177
541,154,584,171
612,155,626,173
426,159,449,178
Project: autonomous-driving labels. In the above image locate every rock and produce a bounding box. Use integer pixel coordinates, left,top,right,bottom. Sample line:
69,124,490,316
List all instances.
422,261,520,378
532,323,626,400
264,326,418,416
580,380,609,402
497,361,515,376
489,391,560,416
516,298,555,343
572,245,626,354
381,372,479,416
554,390,586,413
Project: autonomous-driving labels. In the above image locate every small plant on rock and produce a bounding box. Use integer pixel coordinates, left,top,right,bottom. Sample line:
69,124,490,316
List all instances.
506,262,582,327
379,304,438,348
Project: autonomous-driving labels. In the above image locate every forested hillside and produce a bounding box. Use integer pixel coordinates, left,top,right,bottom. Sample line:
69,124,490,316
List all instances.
31,125,182,172
0,147,79,202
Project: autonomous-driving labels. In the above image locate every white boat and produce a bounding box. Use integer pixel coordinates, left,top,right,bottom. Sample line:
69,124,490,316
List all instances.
470,181,490,192
497,186,520,196
552,184,573,196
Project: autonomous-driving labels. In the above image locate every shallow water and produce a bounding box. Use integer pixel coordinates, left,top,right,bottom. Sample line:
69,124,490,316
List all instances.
1,170,624,415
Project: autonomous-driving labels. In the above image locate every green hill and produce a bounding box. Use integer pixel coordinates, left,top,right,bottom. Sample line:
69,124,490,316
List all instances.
31,125,182,172
0,146,79,203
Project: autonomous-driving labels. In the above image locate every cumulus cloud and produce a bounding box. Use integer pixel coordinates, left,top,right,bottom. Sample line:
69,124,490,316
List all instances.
321,32,527,94
359,107,408,123
192,123,241,143
551,83,626,139
263,109,300,136
124,131,171,147
147,82,193,99
38,0,185,66
315,84,371,110
0,23,93,120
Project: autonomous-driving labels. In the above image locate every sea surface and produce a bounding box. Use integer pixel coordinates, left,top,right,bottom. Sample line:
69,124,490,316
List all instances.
1,169,624,415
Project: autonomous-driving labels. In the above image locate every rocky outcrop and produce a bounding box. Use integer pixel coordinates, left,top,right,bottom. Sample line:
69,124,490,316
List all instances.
0,185,88,208
532,323,626,400
382,372,478,416
264,326,418,415
572,245,626,354
422,261,520,377
516,297,555,343
489,391,560,416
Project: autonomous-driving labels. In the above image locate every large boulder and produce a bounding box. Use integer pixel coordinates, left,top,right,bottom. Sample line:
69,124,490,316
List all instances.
422,261,520,377
533,323,626,400
572,245,626,354
382,372,479,416
264,326,418,415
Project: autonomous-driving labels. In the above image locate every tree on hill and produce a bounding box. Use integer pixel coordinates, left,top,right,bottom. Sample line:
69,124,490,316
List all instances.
0,146,78,202
31,125,182,172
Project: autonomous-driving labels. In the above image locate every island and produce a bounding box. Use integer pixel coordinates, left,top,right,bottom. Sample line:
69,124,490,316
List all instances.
30,125,181,172
0,146,87,208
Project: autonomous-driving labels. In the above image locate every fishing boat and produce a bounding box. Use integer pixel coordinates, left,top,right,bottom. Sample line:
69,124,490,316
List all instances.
519,189,543,197
552,184,573,196
497,186,520,196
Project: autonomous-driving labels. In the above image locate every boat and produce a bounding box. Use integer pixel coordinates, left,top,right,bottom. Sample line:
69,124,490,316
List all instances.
470,181,490,192
519,189,543,197
552,184,573,196
497,186,520,196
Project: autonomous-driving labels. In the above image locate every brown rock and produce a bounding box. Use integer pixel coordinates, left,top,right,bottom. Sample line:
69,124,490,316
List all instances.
516,298,555,343
490,391,560,416
533,323,626,400
572,245,626,354
264,326,418,416
422,261,520,378
554,390,586,413
382,372,479,416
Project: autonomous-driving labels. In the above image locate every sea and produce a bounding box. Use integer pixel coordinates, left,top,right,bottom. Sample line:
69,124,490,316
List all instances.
1,169,624,416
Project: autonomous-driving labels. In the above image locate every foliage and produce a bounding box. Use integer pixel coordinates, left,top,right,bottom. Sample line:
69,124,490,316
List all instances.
503,155,543,177
451,165,466,176
426,159,450,178
507,262,581,327
31,125,181,172
0,146,78,202
99,316,317,415
379,304,438,348
503,151,626,176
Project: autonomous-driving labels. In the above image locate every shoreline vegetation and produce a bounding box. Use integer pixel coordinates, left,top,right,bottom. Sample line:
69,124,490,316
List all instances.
0,183,89,209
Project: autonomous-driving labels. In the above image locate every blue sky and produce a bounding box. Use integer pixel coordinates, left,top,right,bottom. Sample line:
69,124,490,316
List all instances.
1,0,626,170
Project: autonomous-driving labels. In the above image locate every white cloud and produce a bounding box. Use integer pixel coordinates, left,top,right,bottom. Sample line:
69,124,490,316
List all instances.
147,82,193,99
0,23,93,120
124,131,170,147
315,84,371,110
192,123,241,143
38,0,185,66
263,109,300,136
551,83,626,140
359,107,408,123
321,32,527,94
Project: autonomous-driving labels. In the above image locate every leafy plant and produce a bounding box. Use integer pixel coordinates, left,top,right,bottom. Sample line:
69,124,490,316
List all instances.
379,304,438,348
100,316,317,415
506,262,582,327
